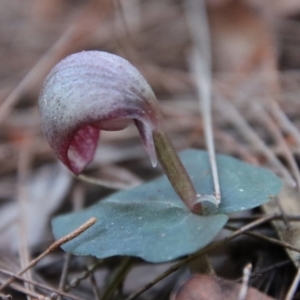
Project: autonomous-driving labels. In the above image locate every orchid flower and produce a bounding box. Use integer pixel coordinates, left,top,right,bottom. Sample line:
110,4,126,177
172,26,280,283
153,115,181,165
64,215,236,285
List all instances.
39,51,202,213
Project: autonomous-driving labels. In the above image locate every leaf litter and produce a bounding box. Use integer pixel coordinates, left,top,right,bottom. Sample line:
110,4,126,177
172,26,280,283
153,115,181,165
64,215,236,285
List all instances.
0,163,71,252
0,0,299,299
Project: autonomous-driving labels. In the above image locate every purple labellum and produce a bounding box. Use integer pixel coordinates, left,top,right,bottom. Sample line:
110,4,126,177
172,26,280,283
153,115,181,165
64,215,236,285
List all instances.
39,51,163,174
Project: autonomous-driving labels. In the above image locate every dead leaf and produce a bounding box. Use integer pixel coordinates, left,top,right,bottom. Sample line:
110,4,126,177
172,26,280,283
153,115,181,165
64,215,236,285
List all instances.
263,186,300,266
0,163,71,252
171,275,275,300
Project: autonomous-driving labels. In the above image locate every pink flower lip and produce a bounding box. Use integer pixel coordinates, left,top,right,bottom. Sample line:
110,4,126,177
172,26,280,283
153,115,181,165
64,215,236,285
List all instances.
39,51,163,174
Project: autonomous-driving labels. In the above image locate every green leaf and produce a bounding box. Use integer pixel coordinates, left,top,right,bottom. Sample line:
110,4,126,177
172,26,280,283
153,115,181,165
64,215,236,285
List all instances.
53,202,227,263
180,150,282,214
52,149,282,263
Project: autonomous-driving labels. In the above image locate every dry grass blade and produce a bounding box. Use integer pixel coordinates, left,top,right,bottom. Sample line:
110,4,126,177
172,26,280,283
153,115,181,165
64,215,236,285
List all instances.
0,1,106,126
214,96,295,186
65,260,105,292
90,273,101,300
267,100,300,151
57,183,85,300
248,100,300,189
238,263,252,300
285,265,300,300
0,217,96,292
0,268,85,300
185,0,221,204
57,253,71,300
0,282,42,300
225,224,300,254
100,257,133,300
17,138,34,300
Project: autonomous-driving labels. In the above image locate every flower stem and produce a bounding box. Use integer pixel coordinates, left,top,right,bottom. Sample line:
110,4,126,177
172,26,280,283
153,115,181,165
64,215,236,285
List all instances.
153,129,202,214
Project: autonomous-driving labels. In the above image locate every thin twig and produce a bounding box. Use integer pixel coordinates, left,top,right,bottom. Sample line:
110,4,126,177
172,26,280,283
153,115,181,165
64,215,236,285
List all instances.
214,128,259,165
225,225,300,253
90,273,101,300
285,264,300,300
0,1,103,126
17,137,34,300
57,253,71,300
238,263,252,300
0,268,84,300
236,259,292,282
0,279,44,300
214,95,295,186
267,100,300,151
57,184,85,300
185,0,221,204
229,214,300,222
252,101,300,191
0,217,96,291
126,213,278,300
66,260,104,292
1,286,40,300
100,257,133,300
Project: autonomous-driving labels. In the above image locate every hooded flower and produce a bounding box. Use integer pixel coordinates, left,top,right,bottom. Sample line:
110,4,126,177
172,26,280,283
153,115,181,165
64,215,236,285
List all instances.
39,51,163,174
39,51,201,213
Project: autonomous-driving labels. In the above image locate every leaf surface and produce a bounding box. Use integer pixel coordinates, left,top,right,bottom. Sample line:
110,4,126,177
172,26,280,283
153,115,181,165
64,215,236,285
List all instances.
53,200,227,263
52,149,282,262
179,150,282,214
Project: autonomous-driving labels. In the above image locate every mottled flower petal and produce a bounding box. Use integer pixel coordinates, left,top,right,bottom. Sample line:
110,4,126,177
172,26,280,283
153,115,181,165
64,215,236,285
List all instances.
67,125,99,174
39,51,163,174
